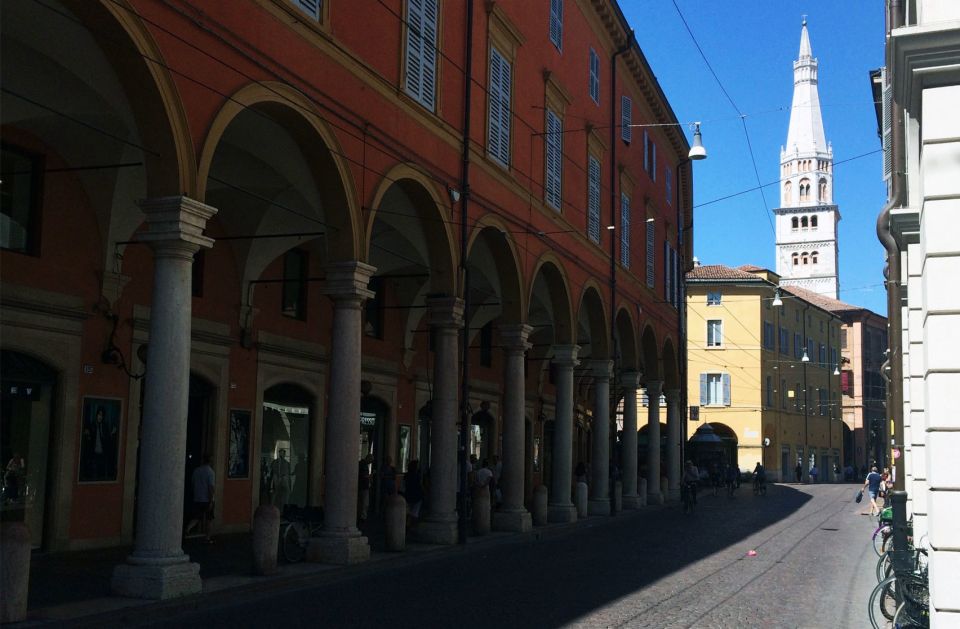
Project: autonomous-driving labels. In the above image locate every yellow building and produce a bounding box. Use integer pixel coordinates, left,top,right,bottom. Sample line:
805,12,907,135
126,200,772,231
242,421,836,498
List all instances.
685,264,844,482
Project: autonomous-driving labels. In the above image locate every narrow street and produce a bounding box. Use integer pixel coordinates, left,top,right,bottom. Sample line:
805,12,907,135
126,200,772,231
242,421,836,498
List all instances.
71,483,878,628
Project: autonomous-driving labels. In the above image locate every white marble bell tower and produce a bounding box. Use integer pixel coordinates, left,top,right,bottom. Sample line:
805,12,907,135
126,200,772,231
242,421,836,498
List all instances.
774,19,841,299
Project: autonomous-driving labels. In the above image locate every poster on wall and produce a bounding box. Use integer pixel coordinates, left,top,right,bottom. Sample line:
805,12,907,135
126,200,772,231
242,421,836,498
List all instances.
228,409,251,479
78,397,122,483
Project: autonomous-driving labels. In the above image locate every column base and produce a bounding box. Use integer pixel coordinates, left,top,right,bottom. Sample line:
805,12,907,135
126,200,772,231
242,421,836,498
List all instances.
492,509,532,533
548,503,577,523
647,491,664,505
623,494,641,509
588,499,611,516
306,534,370,565
111,558,201,600
412,517,458,545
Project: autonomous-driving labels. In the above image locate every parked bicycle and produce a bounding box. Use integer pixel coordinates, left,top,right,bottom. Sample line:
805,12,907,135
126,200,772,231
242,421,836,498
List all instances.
868,528,928,628
279,504,324,563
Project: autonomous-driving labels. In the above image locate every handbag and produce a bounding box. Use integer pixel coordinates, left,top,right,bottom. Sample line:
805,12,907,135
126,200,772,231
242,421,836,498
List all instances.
855,489,863,504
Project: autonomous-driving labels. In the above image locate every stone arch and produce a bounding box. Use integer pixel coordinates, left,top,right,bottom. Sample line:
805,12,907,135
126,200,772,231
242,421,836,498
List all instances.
614,306,640,373
640,324,660,382
783,180,792,204
527,255,575,348
661,338,679,390
466,214,526,324
575,282,611,362
197,81,361,263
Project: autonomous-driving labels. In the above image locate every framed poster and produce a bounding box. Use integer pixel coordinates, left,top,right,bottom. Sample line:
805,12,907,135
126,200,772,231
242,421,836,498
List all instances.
228,409,251,479
78,397,122,483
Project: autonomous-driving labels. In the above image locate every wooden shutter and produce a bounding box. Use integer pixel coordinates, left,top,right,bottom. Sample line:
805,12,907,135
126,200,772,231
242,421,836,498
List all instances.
488,48,511,165
621,96,632,142
722,373,731,406
545,110,562,210
295,0,321,19
589,49,599,103
404,0,438,109
646,220,655,288
588,156,600,242
620,193,630,268
550,0,563,50
699,374,707,406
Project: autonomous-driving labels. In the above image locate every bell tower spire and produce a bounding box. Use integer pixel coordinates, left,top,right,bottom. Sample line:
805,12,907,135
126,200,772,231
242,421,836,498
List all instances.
773,19,841,299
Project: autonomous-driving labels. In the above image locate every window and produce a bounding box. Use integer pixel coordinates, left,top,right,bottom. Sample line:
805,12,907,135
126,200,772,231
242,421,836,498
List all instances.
643,130,656,180
818,179,827,202
811,215,818,228
811,251,818,264
840,328,847,349
364,276,385,339
807,338,815,361
779,327,789,354
665,168,672,205
645,219,655,287
544,109,562,210
818,388,827,415
802,252,809,265
619,193,631,268
794,333,803,359
841,370,854,397
785,182,793,205
781,378,788,408
700,373,730,406
795,381,802,411
819,343,826,366
763,322,775,350
830,347,838,368
1,144,42,254
791,215,798,230
292,0,321,20
707,291,722,306
799,178,811,202
587,156,601,243
488,47,512,166
766,376,774,407
549,0,563,51
707,320,723,347
792,252,799,266
801,216,809,228
282,249,308,320
663,243,679,308
621,95,632,143
588,48,600,104
404,0,439,111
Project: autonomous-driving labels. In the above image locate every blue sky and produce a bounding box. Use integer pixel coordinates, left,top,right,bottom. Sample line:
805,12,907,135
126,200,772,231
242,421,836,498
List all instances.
624,1,888,315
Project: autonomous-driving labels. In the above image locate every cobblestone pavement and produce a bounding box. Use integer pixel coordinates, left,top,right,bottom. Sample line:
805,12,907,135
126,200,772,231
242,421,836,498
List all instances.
65,483,879,628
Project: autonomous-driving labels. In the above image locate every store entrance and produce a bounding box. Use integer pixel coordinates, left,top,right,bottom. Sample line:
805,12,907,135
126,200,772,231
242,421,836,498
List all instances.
183,374,215,522
0,350,56,549
261,384,314,510
360,395,389,515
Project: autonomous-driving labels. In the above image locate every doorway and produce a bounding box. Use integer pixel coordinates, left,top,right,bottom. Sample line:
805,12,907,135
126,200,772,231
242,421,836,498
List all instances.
0,350,55,549
781,446,791,484
183,374,215,521
261,384,314,509
360,395,389,515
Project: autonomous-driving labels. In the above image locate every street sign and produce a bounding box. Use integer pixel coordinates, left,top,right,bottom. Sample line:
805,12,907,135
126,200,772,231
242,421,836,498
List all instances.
689,406,699,421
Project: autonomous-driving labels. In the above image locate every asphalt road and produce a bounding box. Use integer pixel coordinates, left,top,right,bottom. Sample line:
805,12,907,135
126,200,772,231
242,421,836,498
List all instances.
74,483,879,628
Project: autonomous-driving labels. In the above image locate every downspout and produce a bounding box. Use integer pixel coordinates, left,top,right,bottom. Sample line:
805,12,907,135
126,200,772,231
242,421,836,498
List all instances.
877,0,905,491
610,31,632,426
457,0,475,544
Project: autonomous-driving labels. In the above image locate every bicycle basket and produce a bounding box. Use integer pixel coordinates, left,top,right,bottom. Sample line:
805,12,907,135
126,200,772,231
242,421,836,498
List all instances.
897,572,930,626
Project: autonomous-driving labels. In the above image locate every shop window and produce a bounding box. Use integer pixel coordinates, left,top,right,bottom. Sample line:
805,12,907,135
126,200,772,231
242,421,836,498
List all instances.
1,144,42,255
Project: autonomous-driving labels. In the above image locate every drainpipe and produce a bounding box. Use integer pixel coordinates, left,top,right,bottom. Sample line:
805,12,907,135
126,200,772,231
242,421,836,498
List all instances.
457,0,475,544
877,0,905,491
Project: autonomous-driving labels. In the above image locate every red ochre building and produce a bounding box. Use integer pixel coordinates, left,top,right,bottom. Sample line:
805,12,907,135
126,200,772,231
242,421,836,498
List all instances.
1,0,694,596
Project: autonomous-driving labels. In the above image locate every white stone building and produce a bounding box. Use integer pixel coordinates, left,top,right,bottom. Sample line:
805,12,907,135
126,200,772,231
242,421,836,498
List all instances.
774,21,841,300
881,1,960,624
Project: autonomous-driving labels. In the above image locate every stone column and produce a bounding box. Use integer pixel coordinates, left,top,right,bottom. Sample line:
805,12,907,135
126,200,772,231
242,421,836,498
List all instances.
665,389,681,501
112,196,216,600
308,262,375,564
621,372,641,509
416,297,463,544
493,324,532,532
645,380,664,505
548,345,579,523
588,361,613,515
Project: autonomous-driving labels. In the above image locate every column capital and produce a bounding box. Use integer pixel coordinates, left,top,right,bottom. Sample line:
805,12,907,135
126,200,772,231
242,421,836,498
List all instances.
137,196,217,255
322,261,377,302
664,388,681,404
427,296,464,328
645,380,664,396
499,324,533,353
551,344,580,367
590,360,613,380
620,371,642,389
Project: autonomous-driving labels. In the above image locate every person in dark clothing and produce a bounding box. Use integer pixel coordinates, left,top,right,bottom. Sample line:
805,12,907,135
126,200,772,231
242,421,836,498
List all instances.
795,460,803,483
403,459,424,525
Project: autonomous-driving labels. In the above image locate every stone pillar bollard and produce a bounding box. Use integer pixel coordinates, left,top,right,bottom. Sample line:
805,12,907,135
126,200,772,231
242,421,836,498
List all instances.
1,521,30,623
639,478,648,507
472,486,491,536
575,482,589,519
252,505,280,576
385,494,407,551
660,478,669,503
613,481,623,513
532,486,548,526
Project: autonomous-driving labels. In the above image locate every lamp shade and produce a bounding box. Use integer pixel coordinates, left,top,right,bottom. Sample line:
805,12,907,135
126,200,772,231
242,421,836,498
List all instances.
688,124,707,160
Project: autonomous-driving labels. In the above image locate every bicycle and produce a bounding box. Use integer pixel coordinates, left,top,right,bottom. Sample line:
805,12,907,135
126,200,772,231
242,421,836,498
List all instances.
752,475,767,496
279,504,324,563
869,542,928,628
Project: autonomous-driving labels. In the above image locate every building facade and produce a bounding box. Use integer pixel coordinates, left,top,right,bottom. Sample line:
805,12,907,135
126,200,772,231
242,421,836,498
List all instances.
774,21,841,300
685,264,843,483
881,0,960,623
0,0,694,598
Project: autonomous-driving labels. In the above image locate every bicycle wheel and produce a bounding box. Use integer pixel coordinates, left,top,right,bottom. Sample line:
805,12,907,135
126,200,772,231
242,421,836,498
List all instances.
875,553,891,583
872,526,889,556
868,575,898,629
282,521,307,563
879,580,899,621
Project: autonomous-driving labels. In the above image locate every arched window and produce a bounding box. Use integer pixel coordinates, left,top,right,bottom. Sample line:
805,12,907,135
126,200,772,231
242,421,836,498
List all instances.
811,251,818,264
799,178,811,202
811,215,818,228
784,181,792,204
801,216,809,228
818,178,827,201
792,252,799,266
791,216,799,230
802,252,809,265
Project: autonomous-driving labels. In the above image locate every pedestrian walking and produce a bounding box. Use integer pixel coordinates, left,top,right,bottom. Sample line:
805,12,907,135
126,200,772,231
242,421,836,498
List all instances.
184,454,215,543
809,464,818,484
403,459,424,526
795,459,803,483
862,466,883,516
357,453,373,523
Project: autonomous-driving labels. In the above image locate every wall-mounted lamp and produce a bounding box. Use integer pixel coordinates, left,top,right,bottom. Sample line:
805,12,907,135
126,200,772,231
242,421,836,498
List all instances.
448,187,461,204
645,217,655,223
834,365,841,376
606,225,616,230
801,349,810,363
772,288,784,307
